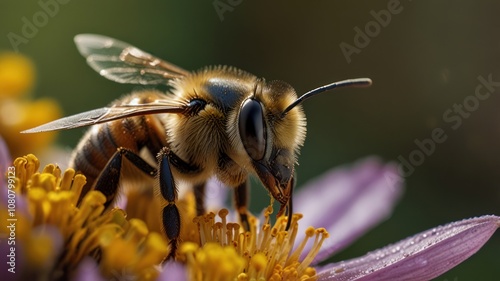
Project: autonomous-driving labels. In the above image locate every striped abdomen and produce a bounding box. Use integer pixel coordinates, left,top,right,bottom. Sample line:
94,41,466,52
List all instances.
69,91,168,196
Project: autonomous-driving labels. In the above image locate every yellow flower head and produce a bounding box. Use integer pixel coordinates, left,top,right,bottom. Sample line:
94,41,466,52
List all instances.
181,208,328,281
0,52,62,156
2,154,328,281
0,52,35,98
1,154,168,281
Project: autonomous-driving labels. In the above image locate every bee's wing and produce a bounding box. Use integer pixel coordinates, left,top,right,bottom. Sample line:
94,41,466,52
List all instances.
21,101,186,133
75,34,190,85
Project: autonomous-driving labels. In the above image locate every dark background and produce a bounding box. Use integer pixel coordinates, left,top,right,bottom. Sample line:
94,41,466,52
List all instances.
1,1,499,279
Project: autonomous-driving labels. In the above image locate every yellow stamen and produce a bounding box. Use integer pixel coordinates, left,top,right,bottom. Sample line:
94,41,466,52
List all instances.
186,208,328,281
5,154,329,281
3,154,168,281
180,242,246,281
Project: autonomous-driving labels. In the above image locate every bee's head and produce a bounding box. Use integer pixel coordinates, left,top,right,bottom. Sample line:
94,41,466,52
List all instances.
235,77,372,224
235,79,305,219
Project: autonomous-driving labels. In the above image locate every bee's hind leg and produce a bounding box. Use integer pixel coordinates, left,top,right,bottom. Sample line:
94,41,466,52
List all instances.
88,147,157,208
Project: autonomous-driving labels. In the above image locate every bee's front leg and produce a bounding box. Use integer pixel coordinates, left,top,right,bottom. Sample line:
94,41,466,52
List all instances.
157,147,181,260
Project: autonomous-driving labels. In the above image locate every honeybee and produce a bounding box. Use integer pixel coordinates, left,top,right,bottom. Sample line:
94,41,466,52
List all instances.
23,34,371,258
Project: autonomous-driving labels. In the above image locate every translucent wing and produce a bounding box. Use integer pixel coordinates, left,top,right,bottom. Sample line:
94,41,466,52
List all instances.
22,101,186,133
74,34,190,85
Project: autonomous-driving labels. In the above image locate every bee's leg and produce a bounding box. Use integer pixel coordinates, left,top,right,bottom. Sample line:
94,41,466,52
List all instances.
94,147,182,259
193,182,207,216
165,149,205,215
284,177,295,231
157,148,181,260
91,147,156,208
234,181,250,231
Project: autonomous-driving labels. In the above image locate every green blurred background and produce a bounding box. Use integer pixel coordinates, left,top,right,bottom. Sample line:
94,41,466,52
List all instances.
1,0,500,279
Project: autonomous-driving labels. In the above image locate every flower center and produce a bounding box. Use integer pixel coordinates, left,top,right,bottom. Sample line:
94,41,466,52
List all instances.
5,154,329,281
179,207,329,281
6,154,168,280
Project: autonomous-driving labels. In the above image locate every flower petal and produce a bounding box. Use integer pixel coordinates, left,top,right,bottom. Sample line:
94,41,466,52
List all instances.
0,135,11,190
115,176,227,212
158,261,188,281
176,177,227,212
295,157,403,263
73,257,106,281
316,215,500,281
204,177,228,212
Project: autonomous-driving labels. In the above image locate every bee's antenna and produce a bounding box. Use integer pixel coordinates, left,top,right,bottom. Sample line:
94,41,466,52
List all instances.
281,78,372,118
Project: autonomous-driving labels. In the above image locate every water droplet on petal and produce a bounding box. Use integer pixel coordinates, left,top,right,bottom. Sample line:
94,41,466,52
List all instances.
415,256,428,267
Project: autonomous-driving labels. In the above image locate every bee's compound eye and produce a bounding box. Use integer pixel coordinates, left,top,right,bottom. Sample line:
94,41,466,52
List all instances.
239,99,266,161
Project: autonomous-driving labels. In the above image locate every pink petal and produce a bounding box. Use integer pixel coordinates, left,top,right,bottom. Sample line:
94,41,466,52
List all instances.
73,257,106,281
204,177,228,211
115,176,227,212
317,215,500,281
0,135,11,190
294,157,403,263
158,261,188,281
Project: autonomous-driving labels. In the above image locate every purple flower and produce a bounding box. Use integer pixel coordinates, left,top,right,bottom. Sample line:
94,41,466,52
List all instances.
4,154,498,280
294,158,404,263
316,215,499,280
157,262,188,281
158,157,499,280
0,135,11,190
